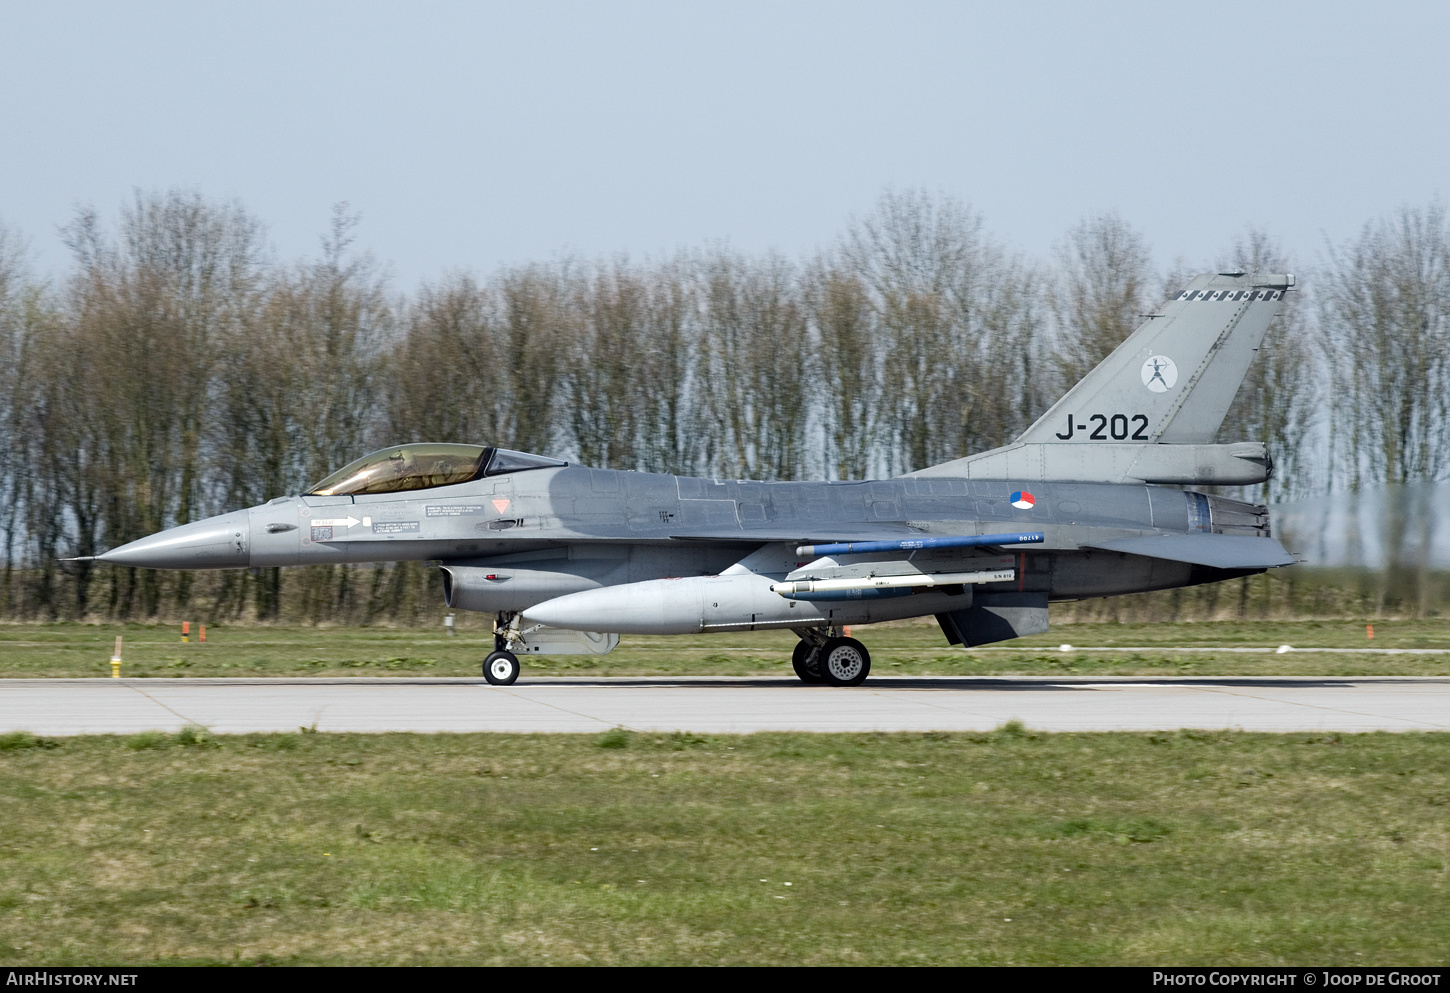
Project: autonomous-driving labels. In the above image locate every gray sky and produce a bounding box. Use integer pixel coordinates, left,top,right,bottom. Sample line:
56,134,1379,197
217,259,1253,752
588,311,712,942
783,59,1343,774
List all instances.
2,1,1446,286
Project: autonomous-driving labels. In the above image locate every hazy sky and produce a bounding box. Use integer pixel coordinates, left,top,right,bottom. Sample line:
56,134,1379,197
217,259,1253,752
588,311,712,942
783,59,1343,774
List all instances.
2,1,1446,286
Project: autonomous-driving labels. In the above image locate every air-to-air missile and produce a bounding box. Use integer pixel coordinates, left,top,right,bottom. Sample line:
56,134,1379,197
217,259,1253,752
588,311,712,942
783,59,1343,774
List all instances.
89,272,1298,687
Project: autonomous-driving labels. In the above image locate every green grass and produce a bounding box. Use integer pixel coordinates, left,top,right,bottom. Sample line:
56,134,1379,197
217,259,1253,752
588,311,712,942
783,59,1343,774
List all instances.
0,729,1446,965
1,619,1448,679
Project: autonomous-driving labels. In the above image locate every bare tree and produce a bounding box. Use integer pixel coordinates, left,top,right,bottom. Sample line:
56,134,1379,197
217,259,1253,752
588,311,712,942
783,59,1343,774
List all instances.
1050,212,1153,390
837,190,1043,474
698,248,811,480
385,273,500,447
568,259,647,469
0,222,26,611
1321,204,1450,615
635,257,699,475
804,264,879,479
559,257,701,473
1323,204,1450,488
494,265,570,455
387,262,568,456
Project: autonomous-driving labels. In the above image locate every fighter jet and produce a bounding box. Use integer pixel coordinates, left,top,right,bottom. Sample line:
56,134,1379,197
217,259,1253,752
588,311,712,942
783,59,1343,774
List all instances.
93,271,1298,687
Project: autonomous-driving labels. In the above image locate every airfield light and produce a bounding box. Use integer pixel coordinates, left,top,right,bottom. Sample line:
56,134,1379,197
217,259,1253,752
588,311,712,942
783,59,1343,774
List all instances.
110,636,122,678
182,621,190,643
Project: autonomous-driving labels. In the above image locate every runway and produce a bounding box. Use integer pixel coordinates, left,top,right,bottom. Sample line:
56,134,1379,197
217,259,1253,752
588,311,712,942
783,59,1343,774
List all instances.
4,675,1449,736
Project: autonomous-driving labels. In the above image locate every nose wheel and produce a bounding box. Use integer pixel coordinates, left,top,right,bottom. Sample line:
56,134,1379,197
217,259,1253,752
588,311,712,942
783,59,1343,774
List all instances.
483,650,520,685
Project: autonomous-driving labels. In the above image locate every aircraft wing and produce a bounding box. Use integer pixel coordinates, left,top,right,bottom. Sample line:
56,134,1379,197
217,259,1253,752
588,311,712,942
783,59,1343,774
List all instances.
1082,533,1295,570
668,524,928,544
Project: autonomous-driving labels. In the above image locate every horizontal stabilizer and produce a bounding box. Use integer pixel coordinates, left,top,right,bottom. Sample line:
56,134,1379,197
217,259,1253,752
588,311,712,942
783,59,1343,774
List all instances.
1082,533,1294,570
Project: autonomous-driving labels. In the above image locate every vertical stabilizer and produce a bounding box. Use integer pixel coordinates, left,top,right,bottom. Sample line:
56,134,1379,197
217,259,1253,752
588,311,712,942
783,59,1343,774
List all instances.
907,271,1293,483
1016,271,1293,446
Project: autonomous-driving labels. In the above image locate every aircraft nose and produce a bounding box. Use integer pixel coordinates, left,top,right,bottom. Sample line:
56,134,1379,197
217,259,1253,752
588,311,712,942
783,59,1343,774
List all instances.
98,509,251,570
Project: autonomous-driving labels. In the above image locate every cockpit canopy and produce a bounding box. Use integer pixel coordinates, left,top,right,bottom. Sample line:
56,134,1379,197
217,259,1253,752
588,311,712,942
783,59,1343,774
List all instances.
306,444,567,496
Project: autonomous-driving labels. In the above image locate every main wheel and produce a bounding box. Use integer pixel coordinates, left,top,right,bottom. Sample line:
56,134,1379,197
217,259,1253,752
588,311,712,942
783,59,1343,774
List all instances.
791,640,824,683
483,650,520,686
819,637,870,686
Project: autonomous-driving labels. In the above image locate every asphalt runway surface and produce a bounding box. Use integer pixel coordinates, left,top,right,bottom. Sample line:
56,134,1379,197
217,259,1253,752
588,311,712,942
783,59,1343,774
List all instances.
4,676,1449,735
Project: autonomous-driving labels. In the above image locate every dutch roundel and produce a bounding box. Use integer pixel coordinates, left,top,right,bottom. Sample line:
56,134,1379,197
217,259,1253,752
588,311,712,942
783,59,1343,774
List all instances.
1010,491,1035,510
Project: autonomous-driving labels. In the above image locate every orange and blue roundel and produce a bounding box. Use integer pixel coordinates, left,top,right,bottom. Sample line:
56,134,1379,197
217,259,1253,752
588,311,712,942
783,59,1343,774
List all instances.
1010,491,1035,510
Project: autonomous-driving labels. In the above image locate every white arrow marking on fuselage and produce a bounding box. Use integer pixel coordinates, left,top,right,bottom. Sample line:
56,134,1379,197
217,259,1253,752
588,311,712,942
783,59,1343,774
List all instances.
310,517,361,529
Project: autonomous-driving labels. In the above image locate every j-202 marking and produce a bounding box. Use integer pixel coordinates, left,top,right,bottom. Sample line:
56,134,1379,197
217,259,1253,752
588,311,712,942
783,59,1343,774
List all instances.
1055,413,1149,441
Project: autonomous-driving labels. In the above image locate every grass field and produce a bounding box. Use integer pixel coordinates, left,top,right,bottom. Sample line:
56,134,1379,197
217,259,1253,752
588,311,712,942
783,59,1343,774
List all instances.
0,727,1446,966
2,618,1448,679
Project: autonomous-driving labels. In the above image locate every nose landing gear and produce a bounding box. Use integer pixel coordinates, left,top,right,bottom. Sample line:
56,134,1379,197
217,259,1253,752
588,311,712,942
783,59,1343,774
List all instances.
483,612,522,685
483,650,521,685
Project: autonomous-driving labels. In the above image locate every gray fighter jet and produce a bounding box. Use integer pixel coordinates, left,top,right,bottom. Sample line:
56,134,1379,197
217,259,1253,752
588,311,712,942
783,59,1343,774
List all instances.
94,271,1298,686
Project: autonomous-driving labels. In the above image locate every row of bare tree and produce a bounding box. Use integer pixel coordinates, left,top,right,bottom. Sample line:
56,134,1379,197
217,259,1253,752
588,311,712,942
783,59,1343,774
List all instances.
0,190,1446,621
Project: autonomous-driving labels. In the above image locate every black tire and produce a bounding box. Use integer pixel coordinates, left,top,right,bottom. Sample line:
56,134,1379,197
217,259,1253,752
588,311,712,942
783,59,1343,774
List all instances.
791,640,824,683
483,650,520,686
819,637,870,686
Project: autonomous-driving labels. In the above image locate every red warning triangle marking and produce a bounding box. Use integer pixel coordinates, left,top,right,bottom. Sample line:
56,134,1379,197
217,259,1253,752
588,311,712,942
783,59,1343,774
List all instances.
492,498,511,514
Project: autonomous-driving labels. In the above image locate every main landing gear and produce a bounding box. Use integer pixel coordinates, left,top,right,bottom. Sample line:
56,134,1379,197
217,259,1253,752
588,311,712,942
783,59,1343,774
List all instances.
791,627,871,687
483,612,521,686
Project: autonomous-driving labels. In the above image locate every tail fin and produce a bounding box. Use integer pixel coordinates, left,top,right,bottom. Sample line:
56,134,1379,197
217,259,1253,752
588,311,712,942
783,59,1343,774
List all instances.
908,271,1294,484
1018,271,1294,445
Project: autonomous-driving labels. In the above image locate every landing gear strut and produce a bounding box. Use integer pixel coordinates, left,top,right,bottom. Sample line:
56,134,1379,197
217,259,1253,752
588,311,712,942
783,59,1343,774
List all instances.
483,612,521,686
791,639,823,682
791,627,871,686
